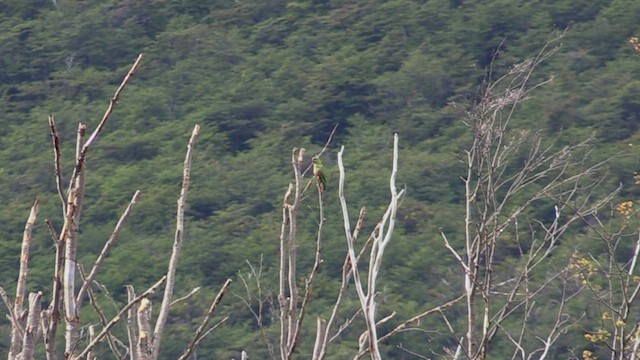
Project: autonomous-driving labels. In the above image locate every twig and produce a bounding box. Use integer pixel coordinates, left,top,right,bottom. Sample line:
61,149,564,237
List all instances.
49,114,66,214
79,265,124,359
301,124,339,179
153,124,200,358
318,124,339,158
396,343,430,360
79,54,144,161
0,286,20,340
60,53,143,273
76,275,167,359
179,279,233,360
77,190,142,307
237,258,277,360
329,309,363,343
185,316,229,353
171,287,201,307
379,295,465,344
0,287,15,317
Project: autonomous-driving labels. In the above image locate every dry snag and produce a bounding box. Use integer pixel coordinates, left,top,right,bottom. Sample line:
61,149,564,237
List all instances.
1,55,231,359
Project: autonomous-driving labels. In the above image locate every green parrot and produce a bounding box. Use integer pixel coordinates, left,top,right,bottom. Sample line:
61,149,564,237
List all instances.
312,157,327,192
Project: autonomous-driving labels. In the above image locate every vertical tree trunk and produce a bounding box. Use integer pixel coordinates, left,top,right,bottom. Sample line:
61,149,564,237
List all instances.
138,298,153,360
63,124,86,357
17,292,42,360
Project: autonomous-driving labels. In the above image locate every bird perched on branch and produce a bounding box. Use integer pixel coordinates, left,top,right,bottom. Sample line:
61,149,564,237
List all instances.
312,157,327,192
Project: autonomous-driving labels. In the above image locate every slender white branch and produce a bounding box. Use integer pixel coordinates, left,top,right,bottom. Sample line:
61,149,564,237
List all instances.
77,190,141,307
179,279,232,360
153,124,200,358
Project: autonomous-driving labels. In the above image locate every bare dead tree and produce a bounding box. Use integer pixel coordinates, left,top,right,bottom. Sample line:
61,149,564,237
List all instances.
179,279,233,360
570,201,640,359
278,147,324,359
238,133,471,360
335,134,404,360
2,55,231,359
438,36,620,359
60,52,143,356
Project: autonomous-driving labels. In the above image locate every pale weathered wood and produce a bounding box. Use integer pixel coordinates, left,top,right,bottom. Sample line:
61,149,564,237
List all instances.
17,292,42,360
8,199,39,360
152,124,200,358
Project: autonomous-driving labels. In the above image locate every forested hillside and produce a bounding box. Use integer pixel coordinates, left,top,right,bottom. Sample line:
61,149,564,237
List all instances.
1,0,640,358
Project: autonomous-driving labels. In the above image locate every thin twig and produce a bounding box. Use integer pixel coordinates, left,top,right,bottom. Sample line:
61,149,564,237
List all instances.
179,279,232,360
81,54,144,156
301,123,339,179
79,265,124,359
171,287,201,307
76,276,167,359
49,114,66,214
0,287,19,337
186,316,229,352
77,190,142,307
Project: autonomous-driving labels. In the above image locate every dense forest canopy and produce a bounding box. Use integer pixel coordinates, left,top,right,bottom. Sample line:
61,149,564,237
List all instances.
1,0,640,358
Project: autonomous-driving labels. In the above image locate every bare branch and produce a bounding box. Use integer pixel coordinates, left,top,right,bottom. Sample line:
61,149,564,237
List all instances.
76,275,167,359
48,114,66,214
59,55,143,307
170,287,201,307
329,309,362,343
153,124,200,358
79,265,124,360
301,123,339,179
183,316,229,354
236,257,277,359
80,54,144,158
0,287,18,334
179,278,232,360
77,190,142,307
378,294,465,344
